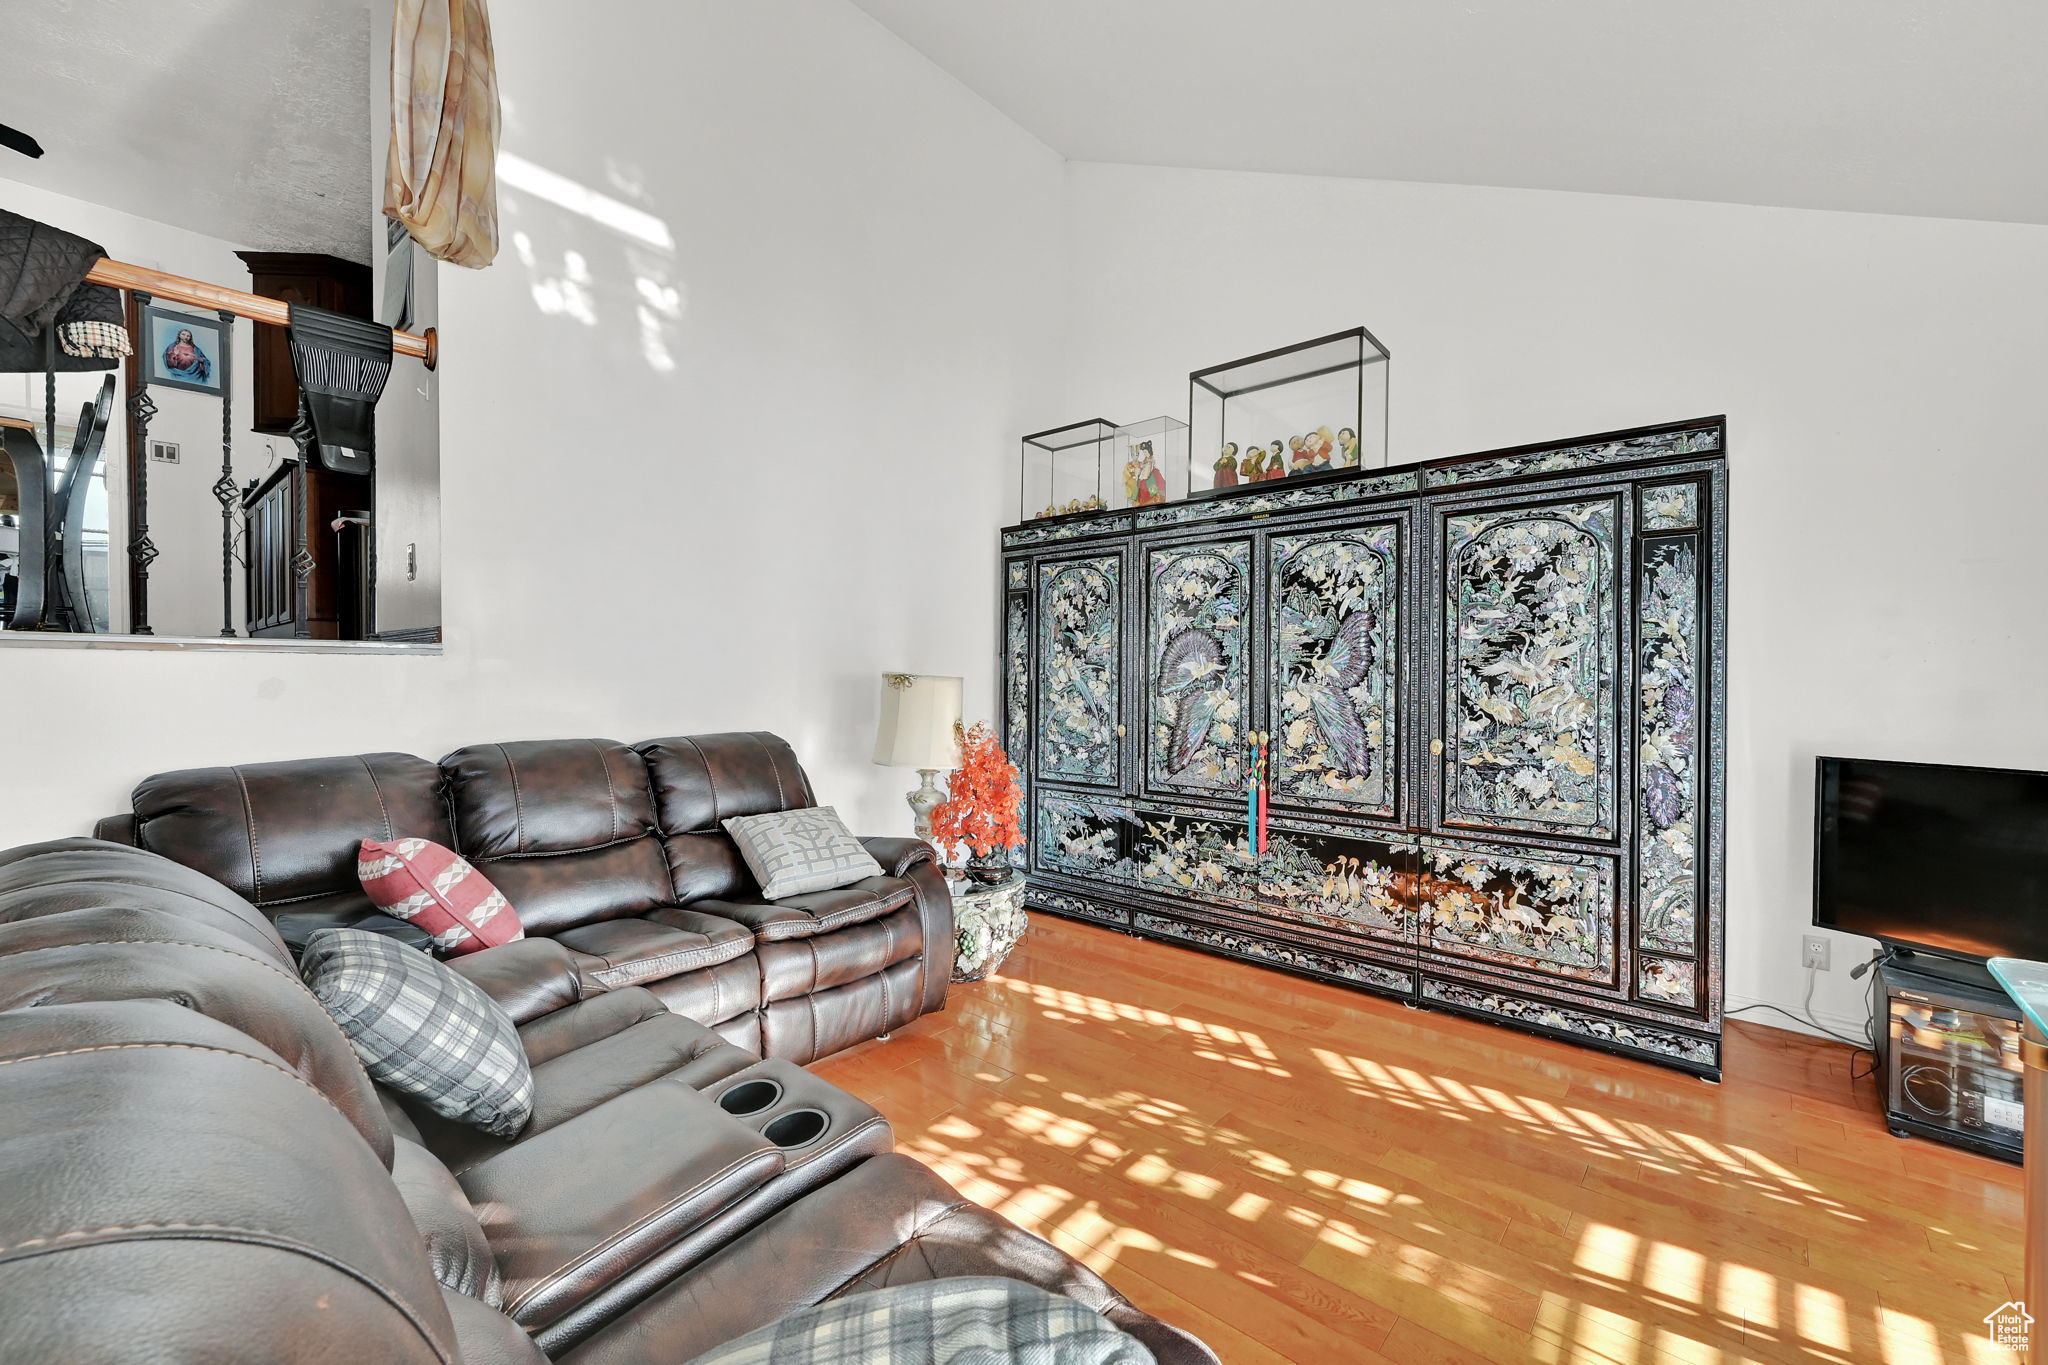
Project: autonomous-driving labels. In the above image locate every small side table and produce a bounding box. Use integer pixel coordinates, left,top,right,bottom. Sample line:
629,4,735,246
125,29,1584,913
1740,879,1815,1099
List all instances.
948,874,1027,982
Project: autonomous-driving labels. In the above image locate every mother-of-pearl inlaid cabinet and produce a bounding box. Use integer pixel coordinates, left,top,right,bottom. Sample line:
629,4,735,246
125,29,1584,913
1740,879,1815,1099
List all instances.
999,417,1728,1076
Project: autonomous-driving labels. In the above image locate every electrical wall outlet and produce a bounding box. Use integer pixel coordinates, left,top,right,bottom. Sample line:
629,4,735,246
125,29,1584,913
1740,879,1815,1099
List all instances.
1802,934,1832,971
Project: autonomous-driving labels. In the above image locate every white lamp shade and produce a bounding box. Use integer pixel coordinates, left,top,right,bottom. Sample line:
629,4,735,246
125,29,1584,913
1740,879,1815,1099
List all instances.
873,674,964,769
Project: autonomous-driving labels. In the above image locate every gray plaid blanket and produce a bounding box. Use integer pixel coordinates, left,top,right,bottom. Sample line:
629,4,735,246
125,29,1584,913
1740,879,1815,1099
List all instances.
682,1277,1157,1365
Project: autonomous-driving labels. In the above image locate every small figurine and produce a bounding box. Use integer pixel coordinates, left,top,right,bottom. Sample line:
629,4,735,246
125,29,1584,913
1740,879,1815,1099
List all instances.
1309,426,1335,470
1288,435,1313,475
1240,445,1265,481
1212,442,1240,488
1124,439,1167,506
1336,426,1362,467
1266,440,1288,479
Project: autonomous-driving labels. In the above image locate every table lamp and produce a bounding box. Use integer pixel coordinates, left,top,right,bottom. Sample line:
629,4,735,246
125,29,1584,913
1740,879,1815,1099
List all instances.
873,673,963,839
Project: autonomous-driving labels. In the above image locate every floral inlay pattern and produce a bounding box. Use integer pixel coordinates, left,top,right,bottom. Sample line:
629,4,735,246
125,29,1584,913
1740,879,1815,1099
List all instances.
1425,427,1720,488
1003,593,1030,768
1637,539,1700,956
1444,501,1617,837
1034,794,1411,944
1270,526,1399,816
1638,956,1697,1007
1004,513,1132,549
1036,557,1120,783
1423,980,1716,1066
1640,484,1699,531
1007,561,1029,590
1147,543,1250,793
1134,914,1412,992
1420,839,1614,981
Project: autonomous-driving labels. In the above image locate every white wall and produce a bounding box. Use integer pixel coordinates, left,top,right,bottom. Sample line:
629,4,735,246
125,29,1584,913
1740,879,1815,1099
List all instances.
0,0,1063,842
1059,161,2048,1036
0,175,285,640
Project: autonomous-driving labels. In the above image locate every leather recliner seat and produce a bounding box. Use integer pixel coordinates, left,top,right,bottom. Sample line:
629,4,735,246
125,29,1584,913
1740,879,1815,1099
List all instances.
0,838,1216,1364
93,731,952,1064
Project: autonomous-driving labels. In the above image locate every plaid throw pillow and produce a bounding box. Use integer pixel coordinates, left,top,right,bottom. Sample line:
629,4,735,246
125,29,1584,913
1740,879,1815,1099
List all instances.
722,806,882,900
300,928,533,1137
357,837,523,957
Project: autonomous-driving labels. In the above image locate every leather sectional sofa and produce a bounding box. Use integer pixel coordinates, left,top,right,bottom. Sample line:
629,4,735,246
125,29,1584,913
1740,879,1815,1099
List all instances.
93,732,951,1063
0,730,1217,1361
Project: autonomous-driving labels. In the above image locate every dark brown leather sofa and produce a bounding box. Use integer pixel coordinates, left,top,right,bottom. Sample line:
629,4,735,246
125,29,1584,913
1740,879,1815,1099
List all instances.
0,837,1215,1362
93,732,951,1064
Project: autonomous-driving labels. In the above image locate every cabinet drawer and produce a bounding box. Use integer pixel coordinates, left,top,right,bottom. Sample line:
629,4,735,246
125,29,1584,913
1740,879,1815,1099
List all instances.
1418,837,1618,987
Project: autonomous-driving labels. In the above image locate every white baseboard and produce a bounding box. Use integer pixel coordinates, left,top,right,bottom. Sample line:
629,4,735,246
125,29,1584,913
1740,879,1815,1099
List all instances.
1722,991,1874,1048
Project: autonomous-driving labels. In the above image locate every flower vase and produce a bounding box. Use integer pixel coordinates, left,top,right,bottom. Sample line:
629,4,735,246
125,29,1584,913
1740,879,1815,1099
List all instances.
965,849,1011,887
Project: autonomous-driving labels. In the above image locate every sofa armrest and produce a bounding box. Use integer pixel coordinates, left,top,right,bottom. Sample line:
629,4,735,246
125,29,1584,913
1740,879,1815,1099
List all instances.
858,836,935,879
889,853,954,1016
446,937,587,1025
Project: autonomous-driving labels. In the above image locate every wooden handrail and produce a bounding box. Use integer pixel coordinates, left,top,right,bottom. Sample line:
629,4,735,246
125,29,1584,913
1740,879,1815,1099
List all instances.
86,258,437,369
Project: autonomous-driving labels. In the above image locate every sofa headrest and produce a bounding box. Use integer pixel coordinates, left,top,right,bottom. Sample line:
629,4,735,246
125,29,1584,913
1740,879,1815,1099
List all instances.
0,908,394,1166
131,752,449,908
440,738,657,858
0,1000,456,1363
637,732,815,834
0,838,290,963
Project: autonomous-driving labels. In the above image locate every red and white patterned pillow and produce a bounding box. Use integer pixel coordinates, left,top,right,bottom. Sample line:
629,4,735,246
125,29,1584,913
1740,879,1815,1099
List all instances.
357,837,523,957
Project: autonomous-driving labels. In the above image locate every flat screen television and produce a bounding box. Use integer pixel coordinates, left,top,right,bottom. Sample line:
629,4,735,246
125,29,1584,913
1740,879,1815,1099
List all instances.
1815,756,2048,962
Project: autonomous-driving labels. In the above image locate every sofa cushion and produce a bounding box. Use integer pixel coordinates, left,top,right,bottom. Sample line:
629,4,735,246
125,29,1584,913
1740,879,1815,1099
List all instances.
723,807,883,900
553,913,752,990
302,928,534,1139
391,1136,502,1304
129,752,450,910
755,905,923,1002
359,836,525,956
692,876,913,944
0,838,290,962
404,987,757,1174
639,733,815,904
441,739,674,937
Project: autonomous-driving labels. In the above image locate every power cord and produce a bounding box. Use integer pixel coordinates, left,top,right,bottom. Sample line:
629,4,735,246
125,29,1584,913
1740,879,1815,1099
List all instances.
1726,947,1887,1080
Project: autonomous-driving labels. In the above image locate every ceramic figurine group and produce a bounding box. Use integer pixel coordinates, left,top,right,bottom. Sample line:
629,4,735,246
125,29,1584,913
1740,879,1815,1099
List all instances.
1211,425,1365,488
1123,439,1167,507
1032,494,1106,520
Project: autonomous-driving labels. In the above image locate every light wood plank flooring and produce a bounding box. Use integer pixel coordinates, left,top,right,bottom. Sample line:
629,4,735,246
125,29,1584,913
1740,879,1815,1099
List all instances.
811,914,2024,1365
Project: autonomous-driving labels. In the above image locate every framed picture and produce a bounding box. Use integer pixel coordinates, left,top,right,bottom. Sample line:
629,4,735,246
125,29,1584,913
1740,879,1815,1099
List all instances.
140,303,230,397
148,440,181,465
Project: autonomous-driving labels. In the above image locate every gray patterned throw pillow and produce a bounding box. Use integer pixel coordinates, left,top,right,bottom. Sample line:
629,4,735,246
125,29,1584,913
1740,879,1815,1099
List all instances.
723,806,883,900
300,927,533,1137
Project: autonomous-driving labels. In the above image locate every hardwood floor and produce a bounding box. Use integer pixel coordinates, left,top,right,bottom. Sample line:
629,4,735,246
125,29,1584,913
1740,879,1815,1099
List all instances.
811,915,2025,1365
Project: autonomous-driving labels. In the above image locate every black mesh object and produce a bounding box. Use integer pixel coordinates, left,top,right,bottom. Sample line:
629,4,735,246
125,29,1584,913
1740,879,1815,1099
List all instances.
287,303,393,475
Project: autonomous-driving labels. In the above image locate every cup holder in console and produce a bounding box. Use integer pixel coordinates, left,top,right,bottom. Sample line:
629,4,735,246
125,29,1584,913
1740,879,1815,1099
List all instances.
762,1107,831,1150
717,1079,783,1117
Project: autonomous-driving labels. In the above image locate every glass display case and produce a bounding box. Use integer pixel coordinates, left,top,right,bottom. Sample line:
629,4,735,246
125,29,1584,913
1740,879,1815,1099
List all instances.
1108,416,1188,511
1019,420,1115,522
1880,958,2023,1161
1188,328,1390,497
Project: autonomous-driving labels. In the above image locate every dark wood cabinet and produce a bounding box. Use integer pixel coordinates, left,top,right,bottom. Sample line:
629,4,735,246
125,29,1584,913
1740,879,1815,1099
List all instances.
235,253,373,435
242,460,371,639
1002,417,1728,1077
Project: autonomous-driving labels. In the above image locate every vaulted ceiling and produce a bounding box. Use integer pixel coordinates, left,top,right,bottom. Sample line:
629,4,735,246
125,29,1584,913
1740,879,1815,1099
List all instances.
1,0,372,262
850,0,2048,225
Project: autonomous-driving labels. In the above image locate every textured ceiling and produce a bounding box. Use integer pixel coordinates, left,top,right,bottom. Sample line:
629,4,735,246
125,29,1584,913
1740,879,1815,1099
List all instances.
850,0,2048,226
1,0,373,262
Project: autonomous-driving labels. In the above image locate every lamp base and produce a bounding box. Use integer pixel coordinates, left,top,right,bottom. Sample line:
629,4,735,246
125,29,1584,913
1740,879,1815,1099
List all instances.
906,769,946,841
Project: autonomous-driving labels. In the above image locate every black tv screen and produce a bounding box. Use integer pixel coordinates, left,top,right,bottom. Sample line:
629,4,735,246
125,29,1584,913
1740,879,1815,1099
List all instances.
1815,756,2048,961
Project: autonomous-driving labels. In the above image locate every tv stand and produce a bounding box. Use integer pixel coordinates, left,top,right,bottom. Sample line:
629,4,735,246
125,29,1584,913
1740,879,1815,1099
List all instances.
1876,958,2023,1162
1886,950,1997,993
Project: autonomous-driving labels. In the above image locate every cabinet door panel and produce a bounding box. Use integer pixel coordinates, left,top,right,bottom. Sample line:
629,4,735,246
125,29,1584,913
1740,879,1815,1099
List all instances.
1035,555,1122,786
1419,837,1619,986
1001,586,1030,772
1439,496,1621,840
1268,522,1401,820
1636,532,1704,960
1144,539,1252,797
